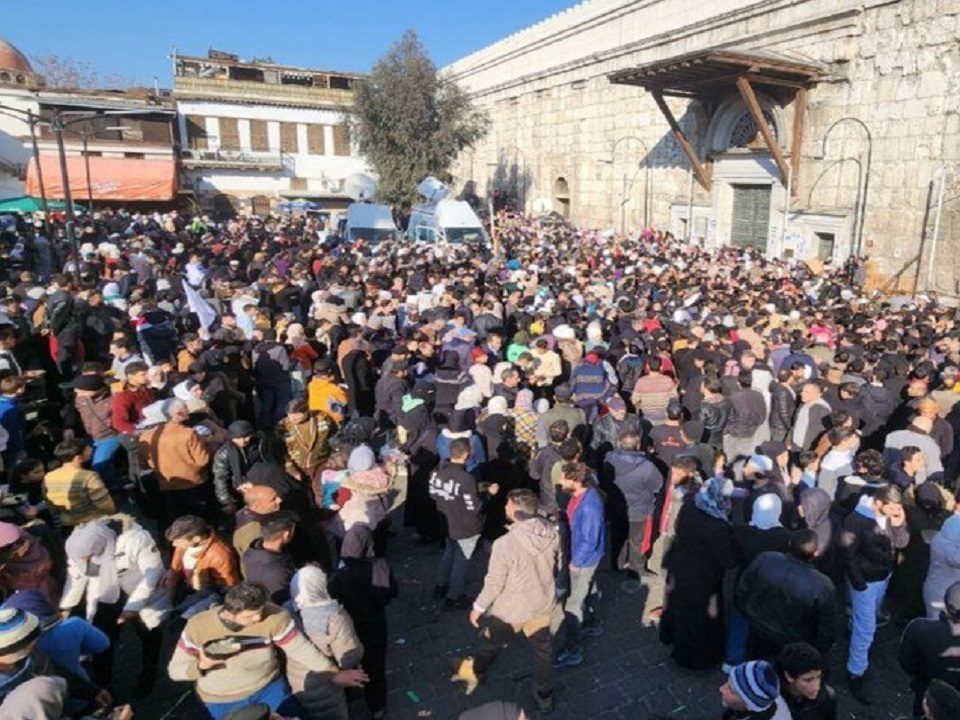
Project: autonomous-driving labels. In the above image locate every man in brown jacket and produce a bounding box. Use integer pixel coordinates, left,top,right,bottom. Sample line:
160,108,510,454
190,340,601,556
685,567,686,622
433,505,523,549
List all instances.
139,400,213,530
165,514,239,603
453,489,560,713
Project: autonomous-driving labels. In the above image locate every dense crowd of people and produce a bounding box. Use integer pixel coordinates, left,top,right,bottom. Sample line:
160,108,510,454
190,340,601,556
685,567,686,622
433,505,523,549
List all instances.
0,207,957,720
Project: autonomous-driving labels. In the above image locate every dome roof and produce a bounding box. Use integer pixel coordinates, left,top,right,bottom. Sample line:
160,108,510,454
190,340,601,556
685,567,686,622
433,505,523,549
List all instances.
0,39,32,73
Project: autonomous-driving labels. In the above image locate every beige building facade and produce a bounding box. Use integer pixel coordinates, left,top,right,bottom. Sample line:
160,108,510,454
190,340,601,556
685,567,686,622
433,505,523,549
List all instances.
174,50,370,216
444,0,960,293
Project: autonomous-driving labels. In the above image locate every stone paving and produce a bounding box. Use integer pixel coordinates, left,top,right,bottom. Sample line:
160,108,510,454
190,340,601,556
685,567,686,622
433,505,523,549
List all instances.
134,524,915,720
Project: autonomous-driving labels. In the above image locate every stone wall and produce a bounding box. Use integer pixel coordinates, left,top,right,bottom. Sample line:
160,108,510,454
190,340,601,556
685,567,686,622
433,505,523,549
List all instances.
445,0,960,287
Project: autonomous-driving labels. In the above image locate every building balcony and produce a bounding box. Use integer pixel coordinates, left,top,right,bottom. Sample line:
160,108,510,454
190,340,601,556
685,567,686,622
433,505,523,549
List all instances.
180,148,286,170
173,76,354,108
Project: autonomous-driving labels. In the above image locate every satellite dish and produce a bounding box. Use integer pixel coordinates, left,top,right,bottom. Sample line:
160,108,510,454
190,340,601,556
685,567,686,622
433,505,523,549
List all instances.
343,173,378,201
417,176,449,204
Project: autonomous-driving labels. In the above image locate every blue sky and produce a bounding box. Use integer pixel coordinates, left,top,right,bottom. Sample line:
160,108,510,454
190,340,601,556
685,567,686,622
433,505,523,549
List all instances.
6,0,574,86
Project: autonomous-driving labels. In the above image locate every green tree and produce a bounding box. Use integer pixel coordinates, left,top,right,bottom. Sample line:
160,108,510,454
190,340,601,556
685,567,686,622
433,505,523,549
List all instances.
349,30,489,206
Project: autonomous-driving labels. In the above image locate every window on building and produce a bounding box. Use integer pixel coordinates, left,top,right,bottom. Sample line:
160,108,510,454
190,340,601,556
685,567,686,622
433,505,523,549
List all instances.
329,76,352,90
229,66,264,83
186,115,208,150
307,124,325,155
249,119,269,152
281,74,313,86
816,232,836,260
138,119,170,144
218,117,240,150
251,195,272,215
728,108,777,149
280,122,299,154
124,152,145,159
332,125,350,156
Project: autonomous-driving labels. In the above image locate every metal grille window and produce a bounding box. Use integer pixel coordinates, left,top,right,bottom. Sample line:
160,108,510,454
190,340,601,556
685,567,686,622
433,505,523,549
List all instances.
218,117,240,150
280,122,299,154
249,119,269,152
730,184,771,250
729,109,777,148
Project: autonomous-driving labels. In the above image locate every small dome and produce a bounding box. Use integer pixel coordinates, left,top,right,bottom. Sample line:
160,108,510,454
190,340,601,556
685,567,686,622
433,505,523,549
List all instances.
0,39,32,74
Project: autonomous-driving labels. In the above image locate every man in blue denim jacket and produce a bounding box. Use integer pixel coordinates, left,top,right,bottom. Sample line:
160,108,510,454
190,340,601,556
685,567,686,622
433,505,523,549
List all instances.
555,461,606,668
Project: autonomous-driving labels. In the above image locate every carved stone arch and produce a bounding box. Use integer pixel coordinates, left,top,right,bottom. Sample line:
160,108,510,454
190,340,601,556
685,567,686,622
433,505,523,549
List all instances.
705,92,789,155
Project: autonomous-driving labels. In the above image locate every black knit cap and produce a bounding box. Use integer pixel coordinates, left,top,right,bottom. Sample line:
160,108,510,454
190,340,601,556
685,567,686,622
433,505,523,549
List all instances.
72,374,105,392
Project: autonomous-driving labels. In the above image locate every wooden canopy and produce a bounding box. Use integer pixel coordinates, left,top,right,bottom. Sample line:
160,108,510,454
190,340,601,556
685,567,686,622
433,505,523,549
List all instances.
609,49,821,97
609,49,822,193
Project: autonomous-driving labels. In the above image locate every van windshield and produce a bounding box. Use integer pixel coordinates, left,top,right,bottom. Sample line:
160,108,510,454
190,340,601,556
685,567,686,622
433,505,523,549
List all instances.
445,227,485,245
350,228,397,244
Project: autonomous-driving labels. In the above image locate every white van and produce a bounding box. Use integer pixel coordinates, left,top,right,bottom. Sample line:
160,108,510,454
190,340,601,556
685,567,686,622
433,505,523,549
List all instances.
337,202,399,245
406,198,489,247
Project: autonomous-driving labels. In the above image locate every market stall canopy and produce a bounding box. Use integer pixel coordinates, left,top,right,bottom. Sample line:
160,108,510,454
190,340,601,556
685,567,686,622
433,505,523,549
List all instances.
25,156,178,201
0,196,86,214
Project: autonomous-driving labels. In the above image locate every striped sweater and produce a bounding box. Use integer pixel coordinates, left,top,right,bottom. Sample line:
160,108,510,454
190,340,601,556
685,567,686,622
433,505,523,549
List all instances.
168,603,335,703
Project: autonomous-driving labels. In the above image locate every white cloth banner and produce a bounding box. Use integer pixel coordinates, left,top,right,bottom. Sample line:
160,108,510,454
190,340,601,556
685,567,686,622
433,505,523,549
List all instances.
182,278,218,331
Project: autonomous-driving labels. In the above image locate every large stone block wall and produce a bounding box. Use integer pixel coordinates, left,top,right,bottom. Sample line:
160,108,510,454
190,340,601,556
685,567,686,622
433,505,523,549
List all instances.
447,0,960,288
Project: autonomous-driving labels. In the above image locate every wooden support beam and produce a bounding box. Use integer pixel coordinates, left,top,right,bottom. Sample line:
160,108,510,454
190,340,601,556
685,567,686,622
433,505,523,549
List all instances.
790,86,807,198
743,73,808,90
736,75,790,186
651,89,712,192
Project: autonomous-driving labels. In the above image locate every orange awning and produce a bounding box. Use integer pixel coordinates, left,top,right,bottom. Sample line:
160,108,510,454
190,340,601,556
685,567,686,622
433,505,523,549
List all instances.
26,155,178,202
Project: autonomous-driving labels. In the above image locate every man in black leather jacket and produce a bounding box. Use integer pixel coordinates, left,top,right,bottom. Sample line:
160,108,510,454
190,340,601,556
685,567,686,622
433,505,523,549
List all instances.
213,420,269,516
736,529,837,659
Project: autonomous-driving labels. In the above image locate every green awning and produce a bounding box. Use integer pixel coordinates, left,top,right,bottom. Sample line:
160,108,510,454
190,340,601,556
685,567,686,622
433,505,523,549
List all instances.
0,196,87,214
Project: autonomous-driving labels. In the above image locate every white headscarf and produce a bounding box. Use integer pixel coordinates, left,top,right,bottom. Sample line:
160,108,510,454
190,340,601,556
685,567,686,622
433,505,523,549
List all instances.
487,396,508,416
290,566,336,610
455,385,483,411
749,494,783,530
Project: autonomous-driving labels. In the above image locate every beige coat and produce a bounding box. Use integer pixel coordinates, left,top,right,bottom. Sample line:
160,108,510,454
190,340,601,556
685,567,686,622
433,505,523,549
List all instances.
475,515,560,625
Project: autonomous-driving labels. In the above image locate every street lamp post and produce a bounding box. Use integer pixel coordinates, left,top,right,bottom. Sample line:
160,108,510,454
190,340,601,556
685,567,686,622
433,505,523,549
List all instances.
808,156,863,265
25,111,51,238
603,136,651,234
51,111,81,283
80,129,94,213
821,117,873,262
